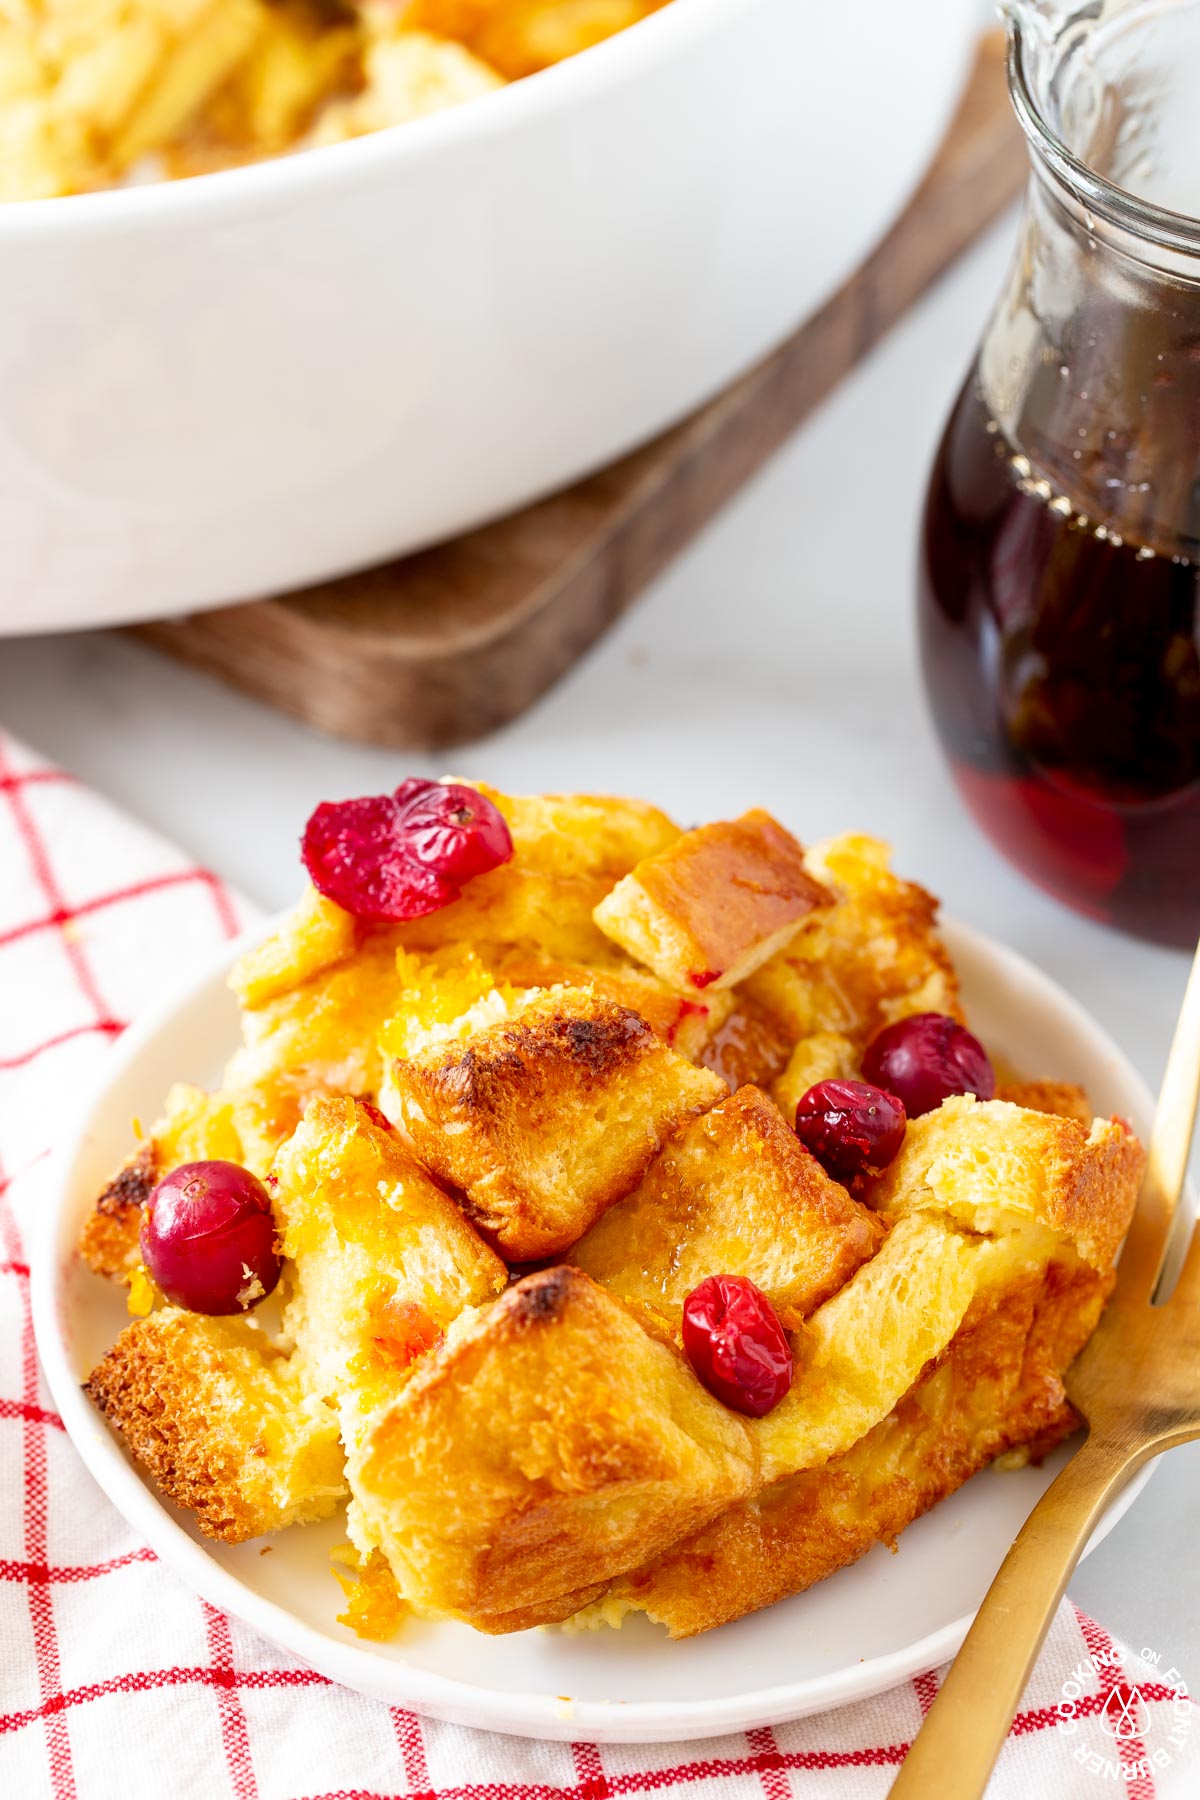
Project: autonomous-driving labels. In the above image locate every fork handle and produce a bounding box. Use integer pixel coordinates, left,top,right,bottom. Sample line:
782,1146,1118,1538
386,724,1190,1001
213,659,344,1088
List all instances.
888,1433,1145,1800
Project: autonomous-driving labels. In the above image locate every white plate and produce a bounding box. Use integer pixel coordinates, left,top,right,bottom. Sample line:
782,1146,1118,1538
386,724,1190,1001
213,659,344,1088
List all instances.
33,915,1156,1742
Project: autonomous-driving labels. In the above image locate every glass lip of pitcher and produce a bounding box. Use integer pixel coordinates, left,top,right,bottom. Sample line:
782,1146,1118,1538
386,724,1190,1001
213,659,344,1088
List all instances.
1006,1,1200,258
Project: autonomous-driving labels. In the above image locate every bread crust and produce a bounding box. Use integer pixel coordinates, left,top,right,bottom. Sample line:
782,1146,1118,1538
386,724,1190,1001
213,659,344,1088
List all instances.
85,1309,345,1544
595,810,832,992
385,986,726,1259
78,1141,156,1279
78,1083,247,1279
869,1096,1144,1273
496,954,734,1060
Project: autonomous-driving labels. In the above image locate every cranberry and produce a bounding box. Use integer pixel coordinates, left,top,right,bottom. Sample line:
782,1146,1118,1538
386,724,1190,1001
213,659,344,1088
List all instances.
794,1079,906,1181
140,1160,281,1315
862,1012,995,1118
301,779,512,923
682,1274,793,1418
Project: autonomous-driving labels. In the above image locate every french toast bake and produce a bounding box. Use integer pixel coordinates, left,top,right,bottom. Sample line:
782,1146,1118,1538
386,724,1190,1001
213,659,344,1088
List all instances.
79,782,1144,1639
1,1,671,200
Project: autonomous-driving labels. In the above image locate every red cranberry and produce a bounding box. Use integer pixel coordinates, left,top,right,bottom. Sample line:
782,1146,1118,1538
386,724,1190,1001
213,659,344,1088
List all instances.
794,1079,906,1181
140,1161,281,1315
301,779,512,923
861,1012,995,1118
681,1274,793,1418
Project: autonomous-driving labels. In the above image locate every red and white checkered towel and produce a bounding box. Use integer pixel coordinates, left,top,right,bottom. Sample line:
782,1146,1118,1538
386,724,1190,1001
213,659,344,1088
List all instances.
1,726,1194,1800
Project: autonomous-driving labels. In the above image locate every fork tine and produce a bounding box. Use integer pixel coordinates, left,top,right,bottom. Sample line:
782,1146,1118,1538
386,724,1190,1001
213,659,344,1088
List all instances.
1164,1207,1200,1311
1114,934,1200,1305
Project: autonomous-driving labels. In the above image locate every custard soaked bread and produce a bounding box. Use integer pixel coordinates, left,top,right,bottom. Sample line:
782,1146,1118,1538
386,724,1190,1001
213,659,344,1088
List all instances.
573,1083,884,1331
382,984,726,1258
356,1265,759,1628
77,782,1144,1639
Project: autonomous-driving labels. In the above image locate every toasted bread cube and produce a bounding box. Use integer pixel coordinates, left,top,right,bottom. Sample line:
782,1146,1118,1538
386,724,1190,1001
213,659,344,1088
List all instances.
574,1085,883,1329
77,1083,245,1280
85,1308,345,1544
382,986,726,1259
273,1097,506,1423
744,835,961,1044
78,1141,157,1282
594,809,831,992
356,1267,757,1623
869,1095,1144,1273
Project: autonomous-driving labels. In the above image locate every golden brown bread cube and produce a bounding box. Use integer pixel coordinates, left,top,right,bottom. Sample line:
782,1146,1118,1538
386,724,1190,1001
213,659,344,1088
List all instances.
573,1084,884,1330
273,1096,506,1430
85,1308,345,1544
595,809,832,993
749,1211,987,1484
869,1095,1145,1273
744,834,961,1046
382,985,726,1259
231,882,361,1010
355,1266,759,1624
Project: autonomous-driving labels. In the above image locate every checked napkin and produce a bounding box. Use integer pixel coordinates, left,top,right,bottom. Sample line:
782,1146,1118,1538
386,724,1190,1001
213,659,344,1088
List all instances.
0,725,1195,1800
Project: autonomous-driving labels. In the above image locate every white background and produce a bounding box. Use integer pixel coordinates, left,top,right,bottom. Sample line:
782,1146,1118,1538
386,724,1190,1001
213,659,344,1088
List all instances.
2,204,1198,1704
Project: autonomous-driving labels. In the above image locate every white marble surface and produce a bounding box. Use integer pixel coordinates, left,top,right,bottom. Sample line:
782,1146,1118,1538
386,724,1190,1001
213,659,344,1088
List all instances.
2,210,1198,1715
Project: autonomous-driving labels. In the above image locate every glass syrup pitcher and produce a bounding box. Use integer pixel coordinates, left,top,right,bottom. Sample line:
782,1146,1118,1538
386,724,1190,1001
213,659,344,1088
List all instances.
919,0,1200,948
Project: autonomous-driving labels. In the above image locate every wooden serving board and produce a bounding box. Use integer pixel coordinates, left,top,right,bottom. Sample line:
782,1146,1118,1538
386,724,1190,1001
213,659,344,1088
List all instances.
130,33,1023,751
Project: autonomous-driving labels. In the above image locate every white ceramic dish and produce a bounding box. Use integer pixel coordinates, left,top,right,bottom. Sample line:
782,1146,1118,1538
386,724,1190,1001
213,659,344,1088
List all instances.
0,0,978,636
33,912,1156,1742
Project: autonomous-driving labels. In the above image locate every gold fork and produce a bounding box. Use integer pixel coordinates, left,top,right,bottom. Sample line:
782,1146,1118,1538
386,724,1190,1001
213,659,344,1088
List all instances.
889,937,1200,1800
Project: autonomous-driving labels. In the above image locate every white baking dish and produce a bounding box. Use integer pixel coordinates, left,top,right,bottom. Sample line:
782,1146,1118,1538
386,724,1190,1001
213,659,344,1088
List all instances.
0,0,977,634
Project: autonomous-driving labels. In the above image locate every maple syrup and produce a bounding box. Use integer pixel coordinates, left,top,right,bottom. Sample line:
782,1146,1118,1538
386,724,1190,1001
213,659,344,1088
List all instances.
919,374,1200,947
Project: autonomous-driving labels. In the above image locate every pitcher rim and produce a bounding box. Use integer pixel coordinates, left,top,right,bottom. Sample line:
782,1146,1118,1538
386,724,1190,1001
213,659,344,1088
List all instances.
1008,12,1200,258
